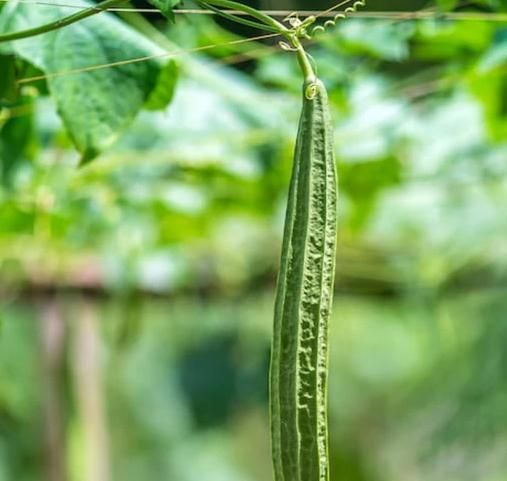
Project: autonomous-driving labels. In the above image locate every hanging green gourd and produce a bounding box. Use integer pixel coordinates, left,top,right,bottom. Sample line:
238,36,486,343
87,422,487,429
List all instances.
190,3,367,480
270,75,337,481
268,4,365,480
269,21,337,479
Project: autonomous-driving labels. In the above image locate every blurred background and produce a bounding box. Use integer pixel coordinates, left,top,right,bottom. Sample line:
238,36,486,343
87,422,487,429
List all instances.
1,0,507,480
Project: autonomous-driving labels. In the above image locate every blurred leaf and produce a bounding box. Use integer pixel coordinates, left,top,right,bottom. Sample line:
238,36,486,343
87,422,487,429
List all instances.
435,0,460,10
0,55,17,104
0,93,36,187
145,61,179,111
337,20,414,61
413,21,493,60
340,156,402,231
478,28,507,72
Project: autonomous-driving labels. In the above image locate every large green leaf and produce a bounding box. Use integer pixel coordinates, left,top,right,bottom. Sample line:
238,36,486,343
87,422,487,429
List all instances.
0,1,178,162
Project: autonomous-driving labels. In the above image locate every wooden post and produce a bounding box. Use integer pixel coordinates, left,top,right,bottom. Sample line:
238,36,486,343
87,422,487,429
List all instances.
39,296,67,481
72,298,111,481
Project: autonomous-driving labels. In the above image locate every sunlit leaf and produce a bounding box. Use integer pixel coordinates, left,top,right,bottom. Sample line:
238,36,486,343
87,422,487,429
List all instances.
0,1,178,161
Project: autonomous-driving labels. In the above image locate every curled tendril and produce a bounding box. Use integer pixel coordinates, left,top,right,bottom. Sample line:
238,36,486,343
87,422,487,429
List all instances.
311,0,367,36
305,82,319,100
283,13,316,40
279,41,298,52
278,14,317,53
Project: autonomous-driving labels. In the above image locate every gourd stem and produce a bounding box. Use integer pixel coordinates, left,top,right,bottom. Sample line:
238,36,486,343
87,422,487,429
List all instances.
197,1,315,83
0,0,126,43
292,36,316,83
203,0,289,34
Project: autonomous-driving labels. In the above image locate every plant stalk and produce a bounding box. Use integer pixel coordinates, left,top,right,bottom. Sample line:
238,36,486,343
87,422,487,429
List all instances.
203,0,289,33
292,35,316,83
196,0,281,32
198,0,315,82
0,0,127,43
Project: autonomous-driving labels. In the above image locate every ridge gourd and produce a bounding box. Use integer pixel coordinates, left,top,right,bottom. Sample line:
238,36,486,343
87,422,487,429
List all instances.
270,78,338,481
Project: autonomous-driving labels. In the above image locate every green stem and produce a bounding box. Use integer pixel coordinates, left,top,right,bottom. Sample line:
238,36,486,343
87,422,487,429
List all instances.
0,0,315,84
203,0,289,33
196,0,315,82
291,35,316,82
0,0,126,43
196,0,281,33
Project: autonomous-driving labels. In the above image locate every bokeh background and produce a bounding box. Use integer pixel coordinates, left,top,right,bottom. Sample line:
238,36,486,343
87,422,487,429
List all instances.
1,0,507,480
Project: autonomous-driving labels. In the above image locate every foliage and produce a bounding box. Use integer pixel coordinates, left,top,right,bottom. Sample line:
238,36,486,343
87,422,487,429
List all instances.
0,0,506,480
0,1,178,161
1,0,506,292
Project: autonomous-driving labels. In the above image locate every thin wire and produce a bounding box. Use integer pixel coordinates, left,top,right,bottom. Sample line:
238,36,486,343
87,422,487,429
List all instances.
0,0,506,20
16,32,280,84
9,25,452,113
5,0,505,88
349,11,507,21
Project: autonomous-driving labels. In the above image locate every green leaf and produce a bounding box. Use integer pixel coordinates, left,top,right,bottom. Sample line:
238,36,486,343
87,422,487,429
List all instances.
435,0,460,11
0,1,178,162
337,20,413,61
0,92,36,187
478,29,507,72
0,55,17,103
145,60,179,111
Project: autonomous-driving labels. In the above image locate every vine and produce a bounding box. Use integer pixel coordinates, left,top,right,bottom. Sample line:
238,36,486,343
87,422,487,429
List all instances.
312,0,367,36
0,0,127,43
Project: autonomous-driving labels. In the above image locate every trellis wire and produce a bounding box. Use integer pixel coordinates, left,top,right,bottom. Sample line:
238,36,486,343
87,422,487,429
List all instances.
16,32,282,84
0,0,503,87
12,0,358,83
0,0,506,21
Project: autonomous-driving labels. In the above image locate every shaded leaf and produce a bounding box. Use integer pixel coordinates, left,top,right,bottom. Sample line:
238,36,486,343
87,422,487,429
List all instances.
478,29,507,72
0,1,178,161
145,60,179,111
0,55,17,103
435,0,460,10
0,92,36,187
337,20,414,61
